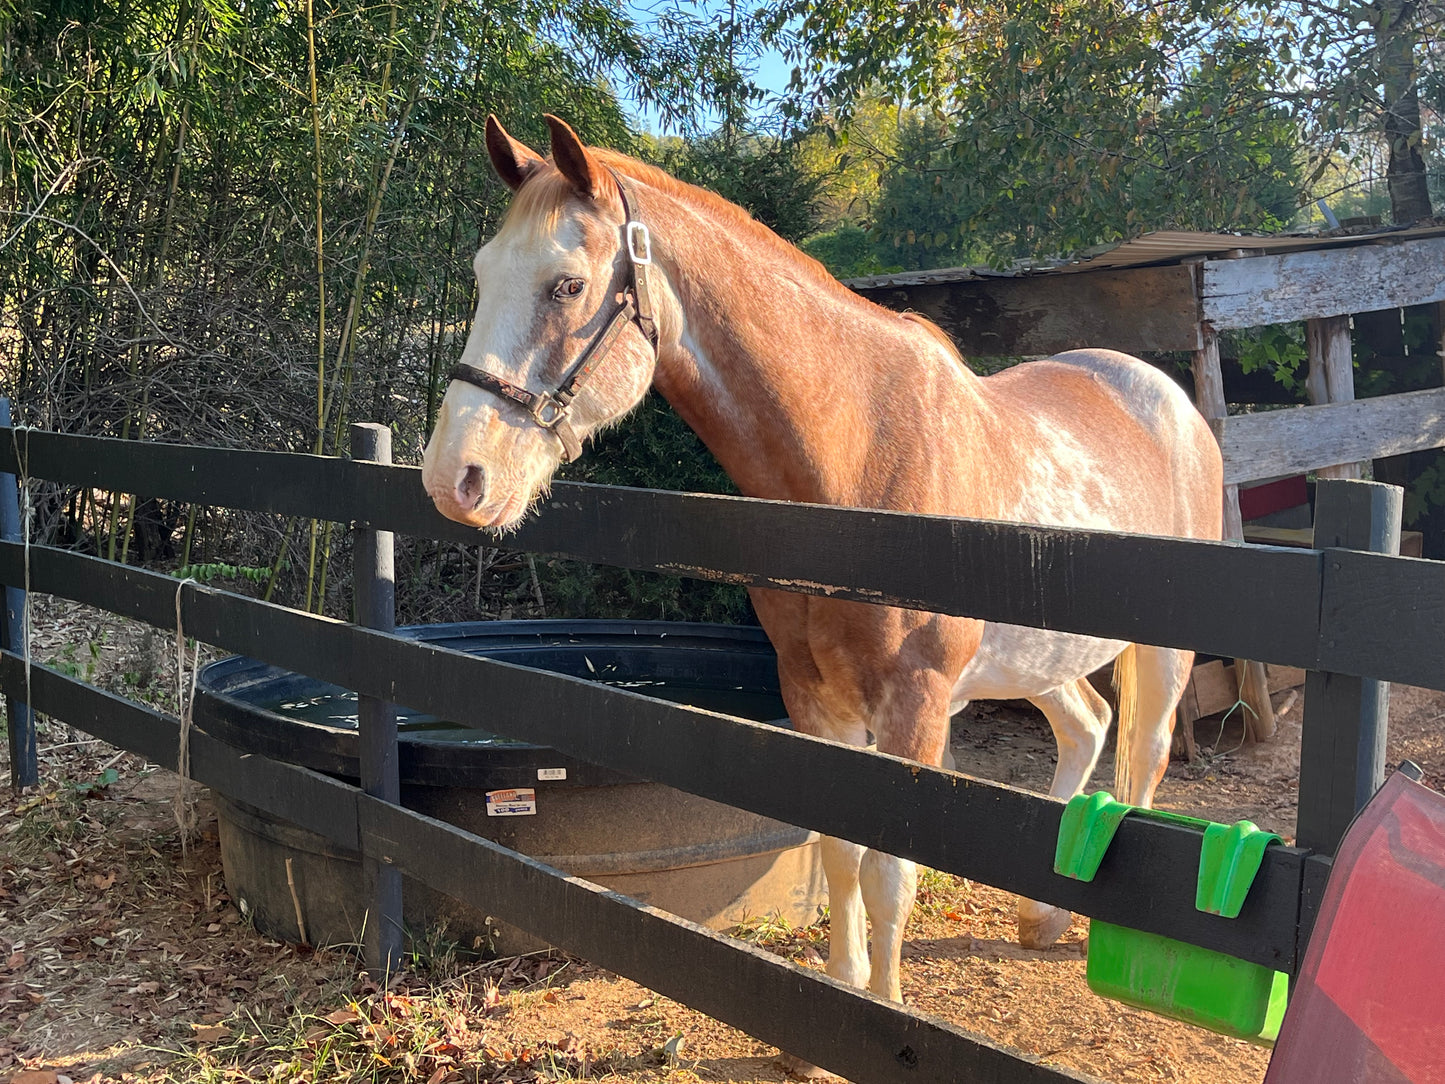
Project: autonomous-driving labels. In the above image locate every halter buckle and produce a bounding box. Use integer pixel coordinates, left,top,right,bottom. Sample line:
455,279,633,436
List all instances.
530,395,569,428
626,221,652,265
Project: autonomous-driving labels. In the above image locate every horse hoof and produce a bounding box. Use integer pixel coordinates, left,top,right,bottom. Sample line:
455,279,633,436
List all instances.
777,1053,837,1079
1017,907,1072,949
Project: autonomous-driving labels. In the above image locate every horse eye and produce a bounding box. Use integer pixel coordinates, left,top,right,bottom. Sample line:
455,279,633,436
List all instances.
553,277,585,301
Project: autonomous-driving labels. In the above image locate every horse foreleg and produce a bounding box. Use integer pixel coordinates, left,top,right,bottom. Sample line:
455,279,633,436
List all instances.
819,836,869,987
862,674,952,999
1018,678,1111,948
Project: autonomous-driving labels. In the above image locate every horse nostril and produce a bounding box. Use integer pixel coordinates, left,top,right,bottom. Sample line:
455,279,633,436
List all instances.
457,465,486,510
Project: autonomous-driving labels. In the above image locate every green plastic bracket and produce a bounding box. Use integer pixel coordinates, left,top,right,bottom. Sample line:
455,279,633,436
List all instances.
1054,791,1132,881
1058,793,1291,1044
1054,792,1211,882
1196,820,1281,919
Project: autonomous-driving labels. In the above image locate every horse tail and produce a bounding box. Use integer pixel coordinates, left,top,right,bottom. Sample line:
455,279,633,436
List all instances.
1112,643,1139,801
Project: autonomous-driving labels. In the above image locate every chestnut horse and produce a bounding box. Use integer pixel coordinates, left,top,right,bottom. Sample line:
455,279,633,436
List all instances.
422,114,1222,1037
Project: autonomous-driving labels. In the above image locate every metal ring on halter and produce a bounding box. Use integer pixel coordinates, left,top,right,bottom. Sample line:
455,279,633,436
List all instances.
531,397,569,428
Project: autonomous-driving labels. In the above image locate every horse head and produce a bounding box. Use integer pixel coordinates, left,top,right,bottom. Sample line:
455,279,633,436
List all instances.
422,115,670,529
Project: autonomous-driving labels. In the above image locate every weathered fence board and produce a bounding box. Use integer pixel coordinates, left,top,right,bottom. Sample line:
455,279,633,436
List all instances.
9,431,1429,1081
1211,386,1445,486
0,429,1326,667
1314,547,1445,690
0,653,360,844
361,797,1096,1084
5,653,1097,1084
12,502,1440,689
1202,235,1445,328
2,544,1310,970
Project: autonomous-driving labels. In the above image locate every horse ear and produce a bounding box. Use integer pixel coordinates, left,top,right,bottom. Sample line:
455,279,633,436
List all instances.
544,114,604,199
486,115,545,192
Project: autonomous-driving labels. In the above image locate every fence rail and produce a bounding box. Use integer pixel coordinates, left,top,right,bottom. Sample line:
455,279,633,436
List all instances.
5,540,1307,972
4,426,1437,1081
1212,385,1445,486
3,653,1093,1084
6,428,1445,687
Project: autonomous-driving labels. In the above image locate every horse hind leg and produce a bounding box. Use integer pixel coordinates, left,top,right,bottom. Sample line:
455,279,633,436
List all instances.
1017,677,1111,948
859,849,917,1000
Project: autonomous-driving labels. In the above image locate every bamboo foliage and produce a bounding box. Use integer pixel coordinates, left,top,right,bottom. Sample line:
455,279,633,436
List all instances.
0,0,648,604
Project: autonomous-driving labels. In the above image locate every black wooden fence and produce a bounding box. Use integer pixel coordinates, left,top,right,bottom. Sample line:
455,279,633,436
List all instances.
3,425,1441,1083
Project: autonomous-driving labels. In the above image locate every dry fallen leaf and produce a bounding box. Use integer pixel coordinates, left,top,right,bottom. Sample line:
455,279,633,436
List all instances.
91,871,116,891
5,951,23,970
190,1023,231,1043
325,1008,362,1025
542,991,558,1004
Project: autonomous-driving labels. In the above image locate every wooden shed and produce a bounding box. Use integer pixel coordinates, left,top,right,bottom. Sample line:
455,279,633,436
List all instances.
846,224,1445,745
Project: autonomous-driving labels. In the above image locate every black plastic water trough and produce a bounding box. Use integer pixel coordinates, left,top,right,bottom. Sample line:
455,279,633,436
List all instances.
195,621,825,954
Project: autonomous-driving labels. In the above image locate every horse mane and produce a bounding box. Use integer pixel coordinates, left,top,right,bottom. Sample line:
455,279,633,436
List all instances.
505,149,860,301
900,312,967,365
502,146,968,366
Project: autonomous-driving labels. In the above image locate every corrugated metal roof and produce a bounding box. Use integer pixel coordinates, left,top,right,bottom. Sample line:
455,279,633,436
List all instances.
843,221,1445,291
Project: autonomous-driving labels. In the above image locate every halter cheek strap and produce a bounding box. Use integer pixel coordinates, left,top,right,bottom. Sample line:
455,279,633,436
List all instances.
447,173,659,463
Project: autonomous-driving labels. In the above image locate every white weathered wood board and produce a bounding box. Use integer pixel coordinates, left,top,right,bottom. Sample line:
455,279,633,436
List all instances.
1212,386,1445,485
1305,315,1363,480
1202,235,1445,328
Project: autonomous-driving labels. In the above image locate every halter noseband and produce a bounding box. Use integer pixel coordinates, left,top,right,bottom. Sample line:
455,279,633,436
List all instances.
447,172,659,462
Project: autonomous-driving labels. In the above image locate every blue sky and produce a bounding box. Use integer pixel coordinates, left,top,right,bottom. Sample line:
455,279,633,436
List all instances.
623,0,796,135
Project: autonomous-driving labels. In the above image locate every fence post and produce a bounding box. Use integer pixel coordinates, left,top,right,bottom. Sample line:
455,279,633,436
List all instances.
1295,478,1402,854
351,422,403,975
0,400,35,789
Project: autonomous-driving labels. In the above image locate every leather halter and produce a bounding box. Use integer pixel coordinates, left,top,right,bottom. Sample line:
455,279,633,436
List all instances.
447,173,659,462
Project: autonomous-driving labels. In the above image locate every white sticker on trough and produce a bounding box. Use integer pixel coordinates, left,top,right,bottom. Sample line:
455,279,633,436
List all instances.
485,788,537,816
537,767,567,781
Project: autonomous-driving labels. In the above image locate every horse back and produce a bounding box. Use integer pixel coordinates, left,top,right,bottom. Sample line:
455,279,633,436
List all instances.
976,349,1223,543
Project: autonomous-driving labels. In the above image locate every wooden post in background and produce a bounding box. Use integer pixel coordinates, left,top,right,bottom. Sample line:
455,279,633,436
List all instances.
1295,479,1401,854
0,401,35,789
352,422,403,975
1305,316,1363,480
1191,324,1244,541
1191,325,1275,743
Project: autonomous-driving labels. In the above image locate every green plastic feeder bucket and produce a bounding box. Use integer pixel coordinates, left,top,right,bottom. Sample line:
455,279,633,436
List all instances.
1055,793,1290,1045
1086,922,1289,1043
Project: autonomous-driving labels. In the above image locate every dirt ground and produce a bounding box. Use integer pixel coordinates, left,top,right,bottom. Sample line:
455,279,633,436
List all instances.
3,598,1444,1084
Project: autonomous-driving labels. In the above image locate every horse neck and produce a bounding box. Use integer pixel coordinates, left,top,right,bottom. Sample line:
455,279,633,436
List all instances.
642,189,983,507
